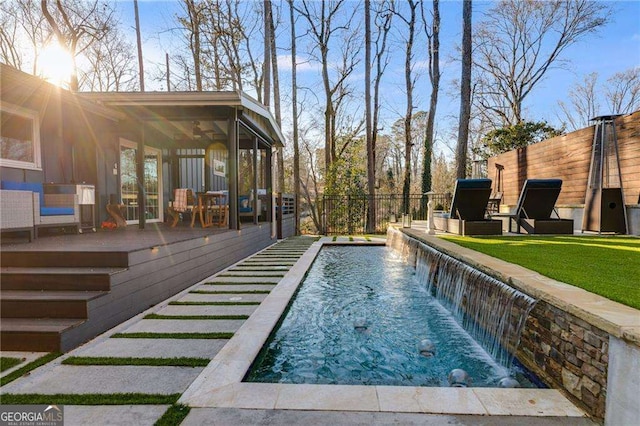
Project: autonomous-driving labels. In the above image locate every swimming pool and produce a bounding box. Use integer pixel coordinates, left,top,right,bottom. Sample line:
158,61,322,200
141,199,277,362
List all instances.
246,245,539,387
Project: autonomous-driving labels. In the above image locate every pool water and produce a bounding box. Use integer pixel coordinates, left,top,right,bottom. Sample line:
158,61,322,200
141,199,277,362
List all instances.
246,246,539,388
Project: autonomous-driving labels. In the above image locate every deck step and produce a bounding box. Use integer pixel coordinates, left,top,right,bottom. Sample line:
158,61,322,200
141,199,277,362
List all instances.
0,290,107,319
0,318,85,352
0,251,129,268
0,267,125,291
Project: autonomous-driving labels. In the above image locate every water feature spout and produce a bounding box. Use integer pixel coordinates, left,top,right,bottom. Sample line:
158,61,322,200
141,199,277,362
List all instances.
498,377,520,388
418,339,436,357
448,369,471,387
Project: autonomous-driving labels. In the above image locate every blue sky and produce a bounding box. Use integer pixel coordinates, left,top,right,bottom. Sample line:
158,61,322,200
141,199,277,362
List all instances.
115,0,640,153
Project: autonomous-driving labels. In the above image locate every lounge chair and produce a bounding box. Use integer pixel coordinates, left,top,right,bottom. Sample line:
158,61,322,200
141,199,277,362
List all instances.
493,178,573,234
433,178,502,235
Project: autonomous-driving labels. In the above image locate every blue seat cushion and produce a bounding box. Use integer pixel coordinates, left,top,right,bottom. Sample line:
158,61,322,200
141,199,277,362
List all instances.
238,196,252,213
1,181,45,206
1,181,74,216
40,206,74,216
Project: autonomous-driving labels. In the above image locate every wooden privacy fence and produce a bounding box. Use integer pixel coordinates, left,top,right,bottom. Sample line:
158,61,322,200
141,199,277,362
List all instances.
322,193,452,235
488,111,640,206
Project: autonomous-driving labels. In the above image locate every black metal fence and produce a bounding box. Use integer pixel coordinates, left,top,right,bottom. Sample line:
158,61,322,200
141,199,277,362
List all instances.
322,193,451,235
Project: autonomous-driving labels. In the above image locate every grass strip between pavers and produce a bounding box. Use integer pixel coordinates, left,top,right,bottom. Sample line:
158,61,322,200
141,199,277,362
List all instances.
155,404,191,426
203,281,276,285
0,393,181,405
1,357,22,372
230,267,290,271
168,301,260,306
190,290,270,294
145,313,250,320
62,356,210,367
111,332,234,339
0,352,62,386
218,273,286,277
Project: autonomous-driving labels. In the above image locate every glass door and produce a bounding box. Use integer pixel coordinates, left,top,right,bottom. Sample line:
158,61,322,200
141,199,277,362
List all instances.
120,139,163,224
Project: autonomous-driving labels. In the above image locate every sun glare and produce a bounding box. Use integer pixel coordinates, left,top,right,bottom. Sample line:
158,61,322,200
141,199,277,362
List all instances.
39,43,74,87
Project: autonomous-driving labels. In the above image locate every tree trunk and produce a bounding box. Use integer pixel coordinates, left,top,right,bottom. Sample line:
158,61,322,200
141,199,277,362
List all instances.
263,0,271,107
402,0,417,214
456,0,472,179
267,0,285,195
422,0,439,194
133,0,145,91
365,0,375,233
289,0,300,234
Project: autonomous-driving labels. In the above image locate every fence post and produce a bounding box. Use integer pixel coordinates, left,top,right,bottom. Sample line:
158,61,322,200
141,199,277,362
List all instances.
277,192,283,239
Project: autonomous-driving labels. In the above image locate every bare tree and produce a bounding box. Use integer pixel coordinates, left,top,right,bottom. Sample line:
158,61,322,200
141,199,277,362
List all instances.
263,0,271,105
558,67,640,130
264,0,285,194
295,0,361,176
288,0,300,234
606,68,640,115
0,9,24,70
365,0,375,232
80,29,138,91
178,0,204,91
557,72,600,130
40,0,116,91
1,0,51,74
420,0,439,193
456,0,471,179
372,1,393,186
133,0,144,91
474,0,611,127
394,0,419,213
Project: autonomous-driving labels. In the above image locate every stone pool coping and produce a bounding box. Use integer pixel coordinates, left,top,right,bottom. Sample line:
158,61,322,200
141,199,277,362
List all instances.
401,228,640,346
179,237,586,417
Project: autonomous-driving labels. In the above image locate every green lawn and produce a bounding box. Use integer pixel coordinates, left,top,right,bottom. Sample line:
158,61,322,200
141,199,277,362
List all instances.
440,235,640,310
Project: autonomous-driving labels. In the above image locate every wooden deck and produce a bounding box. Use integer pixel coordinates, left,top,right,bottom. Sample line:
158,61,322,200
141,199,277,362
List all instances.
0,223,277,351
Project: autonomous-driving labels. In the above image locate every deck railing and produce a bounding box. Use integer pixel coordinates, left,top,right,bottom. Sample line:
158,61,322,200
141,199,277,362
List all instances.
322,193,451,235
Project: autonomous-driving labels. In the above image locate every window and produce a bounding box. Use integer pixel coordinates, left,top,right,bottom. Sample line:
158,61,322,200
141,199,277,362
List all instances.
0,103,41,170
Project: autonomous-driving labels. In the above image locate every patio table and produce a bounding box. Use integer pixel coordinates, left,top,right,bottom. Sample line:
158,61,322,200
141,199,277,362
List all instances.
192,192,227,228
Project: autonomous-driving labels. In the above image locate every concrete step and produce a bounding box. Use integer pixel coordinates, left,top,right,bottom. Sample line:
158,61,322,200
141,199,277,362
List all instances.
1,290,107,319
0,318,85,351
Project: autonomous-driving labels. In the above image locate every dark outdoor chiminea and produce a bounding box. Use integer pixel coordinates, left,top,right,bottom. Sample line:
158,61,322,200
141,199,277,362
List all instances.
582,115,629,234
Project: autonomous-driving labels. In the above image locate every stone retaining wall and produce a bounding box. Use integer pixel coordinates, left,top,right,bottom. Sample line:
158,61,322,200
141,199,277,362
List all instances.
519,301,608,419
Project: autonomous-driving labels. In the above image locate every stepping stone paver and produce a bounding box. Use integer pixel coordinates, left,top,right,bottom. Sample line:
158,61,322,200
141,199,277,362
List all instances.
180,293,267,303
207,276,281,284
196,284,275,292
229,265,290,271
157,305,258,317
74,338,227,359
64,405,169,426
120,319,244,334
219,270,286,277
1,365,203,395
